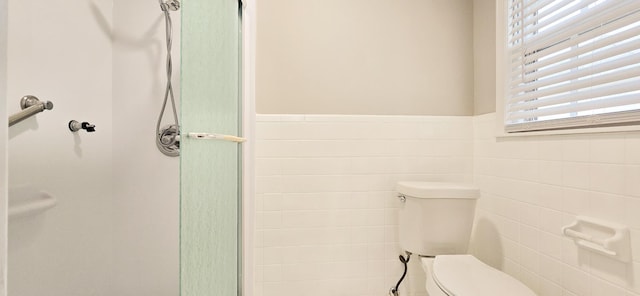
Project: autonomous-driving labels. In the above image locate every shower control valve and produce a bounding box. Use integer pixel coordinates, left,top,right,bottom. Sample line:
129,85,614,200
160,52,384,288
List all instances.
69,120,96,132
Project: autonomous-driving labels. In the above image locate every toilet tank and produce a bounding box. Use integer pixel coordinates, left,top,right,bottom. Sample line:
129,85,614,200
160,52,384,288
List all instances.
397,181,479,256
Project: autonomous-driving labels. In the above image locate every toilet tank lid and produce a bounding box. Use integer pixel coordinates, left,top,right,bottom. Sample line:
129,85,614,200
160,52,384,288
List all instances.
396,181,479,199
431,255,536,296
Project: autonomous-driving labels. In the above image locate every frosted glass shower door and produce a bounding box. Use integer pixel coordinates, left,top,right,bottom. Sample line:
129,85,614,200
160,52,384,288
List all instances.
180,0,241,295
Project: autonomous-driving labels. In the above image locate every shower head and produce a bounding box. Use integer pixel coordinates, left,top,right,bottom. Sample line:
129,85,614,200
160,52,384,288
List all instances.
159,0,180,12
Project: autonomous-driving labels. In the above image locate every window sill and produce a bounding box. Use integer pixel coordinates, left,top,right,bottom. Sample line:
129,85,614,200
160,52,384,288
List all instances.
495,124,640,138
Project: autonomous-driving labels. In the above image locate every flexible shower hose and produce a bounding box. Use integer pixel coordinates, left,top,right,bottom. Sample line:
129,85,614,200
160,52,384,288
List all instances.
156,1,180,156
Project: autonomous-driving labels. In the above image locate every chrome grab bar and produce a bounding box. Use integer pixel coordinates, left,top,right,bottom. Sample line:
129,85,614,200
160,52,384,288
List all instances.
8,95,54,127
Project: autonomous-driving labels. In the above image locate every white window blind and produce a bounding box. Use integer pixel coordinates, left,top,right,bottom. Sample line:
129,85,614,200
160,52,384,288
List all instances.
506,0,640,133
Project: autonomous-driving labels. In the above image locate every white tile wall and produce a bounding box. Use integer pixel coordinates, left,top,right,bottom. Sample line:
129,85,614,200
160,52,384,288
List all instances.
254,114,474,296
255,112,640,296
471,113,640,296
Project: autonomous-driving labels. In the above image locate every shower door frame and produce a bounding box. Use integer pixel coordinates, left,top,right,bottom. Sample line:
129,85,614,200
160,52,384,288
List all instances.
180,0,255,294
0,0,8,294
240,0,256,295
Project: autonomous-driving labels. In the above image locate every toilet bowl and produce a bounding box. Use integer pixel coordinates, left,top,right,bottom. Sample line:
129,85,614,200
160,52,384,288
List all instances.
396,181,536,296
422,255,536,296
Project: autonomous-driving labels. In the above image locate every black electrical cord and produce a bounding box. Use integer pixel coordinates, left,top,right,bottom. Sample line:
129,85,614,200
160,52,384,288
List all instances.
390,252,411,295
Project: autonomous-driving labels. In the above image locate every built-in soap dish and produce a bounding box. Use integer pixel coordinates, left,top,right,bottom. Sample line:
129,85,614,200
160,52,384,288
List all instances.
562,216,630,262
9,185,57,219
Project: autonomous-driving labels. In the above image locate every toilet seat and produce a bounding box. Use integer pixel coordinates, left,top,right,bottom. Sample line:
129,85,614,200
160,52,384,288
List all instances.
428,255,536,296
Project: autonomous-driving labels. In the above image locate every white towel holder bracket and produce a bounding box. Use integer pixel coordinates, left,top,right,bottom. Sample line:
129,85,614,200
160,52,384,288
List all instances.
187,132,246,143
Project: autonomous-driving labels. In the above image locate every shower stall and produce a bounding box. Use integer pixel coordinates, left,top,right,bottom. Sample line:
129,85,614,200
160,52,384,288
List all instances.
0,0,255,295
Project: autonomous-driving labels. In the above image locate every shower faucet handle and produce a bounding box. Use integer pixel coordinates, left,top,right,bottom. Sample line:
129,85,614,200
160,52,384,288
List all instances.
82,122,96,132
68,120,96,132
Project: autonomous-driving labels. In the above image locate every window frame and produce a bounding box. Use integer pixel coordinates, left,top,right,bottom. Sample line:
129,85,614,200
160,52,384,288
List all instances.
495,0,640,137
496,0,640,137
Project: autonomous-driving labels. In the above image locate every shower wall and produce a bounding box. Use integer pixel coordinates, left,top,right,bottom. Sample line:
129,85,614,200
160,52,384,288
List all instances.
7,0,114,295
112,0,179,295
6,0,179,295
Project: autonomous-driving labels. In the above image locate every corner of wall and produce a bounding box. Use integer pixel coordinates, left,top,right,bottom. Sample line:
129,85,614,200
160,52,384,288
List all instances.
0,0,7,294
472,0,497,116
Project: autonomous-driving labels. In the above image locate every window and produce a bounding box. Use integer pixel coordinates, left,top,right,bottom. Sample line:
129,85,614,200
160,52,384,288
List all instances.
506,0,640,133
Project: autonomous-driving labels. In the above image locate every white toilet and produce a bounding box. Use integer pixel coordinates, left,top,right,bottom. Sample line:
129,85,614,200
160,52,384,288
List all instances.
397,181,536,296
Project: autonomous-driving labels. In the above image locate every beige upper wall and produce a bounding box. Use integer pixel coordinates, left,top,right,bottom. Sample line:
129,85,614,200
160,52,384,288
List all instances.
473,0,497,115
256,0,475,116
